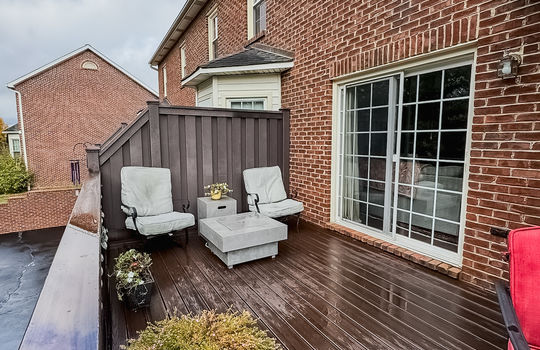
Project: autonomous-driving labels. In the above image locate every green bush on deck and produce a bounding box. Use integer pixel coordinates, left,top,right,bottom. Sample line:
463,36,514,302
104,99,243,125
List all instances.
124,310,281,350
0,150,33,194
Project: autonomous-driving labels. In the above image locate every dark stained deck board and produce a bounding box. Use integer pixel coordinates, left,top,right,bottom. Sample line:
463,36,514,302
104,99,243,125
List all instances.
286,231,506,347
106,226,507,350
288,228,505,338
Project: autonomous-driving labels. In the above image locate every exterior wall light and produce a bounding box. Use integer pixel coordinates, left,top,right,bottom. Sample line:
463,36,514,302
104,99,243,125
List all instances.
497,49,522,79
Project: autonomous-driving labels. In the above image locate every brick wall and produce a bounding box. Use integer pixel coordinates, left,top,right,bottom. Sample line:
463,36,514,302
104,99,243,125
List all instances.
15,50,157,189
157,0,540,290
0,189,77,234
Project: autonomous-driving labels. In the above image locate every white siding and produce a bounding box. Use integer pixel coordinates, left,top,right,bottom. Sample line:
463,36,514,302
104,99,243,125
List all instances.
197,78,213,107
216,74,281,110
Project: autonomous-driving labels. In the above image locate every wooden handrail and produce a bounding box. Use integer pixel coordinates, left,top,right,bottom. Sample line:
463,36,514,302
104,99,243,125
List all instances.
19,174,103,349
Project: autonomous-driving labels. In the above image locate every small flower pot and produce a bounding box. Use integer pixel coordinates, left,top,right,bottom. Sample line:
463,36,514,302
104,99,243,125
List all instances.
123,275,154,310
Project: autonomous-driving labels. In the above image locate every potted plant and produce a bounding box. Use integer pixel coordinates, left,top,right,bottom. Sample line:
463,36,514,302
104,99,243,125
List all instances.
204,182,233,200
125,310,281,349
113,249,154,310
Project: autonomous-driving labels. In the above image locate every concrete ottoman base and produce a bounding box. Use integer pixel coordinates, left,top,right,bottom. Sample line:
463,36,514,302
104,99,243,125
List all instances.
205,241,278,269
199,212,287,268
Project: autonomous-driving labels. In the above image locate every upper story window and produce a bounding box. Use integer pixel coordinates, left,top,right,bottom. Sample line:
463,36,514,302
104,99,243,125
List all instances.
247,0,266,39
180,45,186,79
253,0,266,35
208,9,218,60
162,65,167,97
12,138,20,152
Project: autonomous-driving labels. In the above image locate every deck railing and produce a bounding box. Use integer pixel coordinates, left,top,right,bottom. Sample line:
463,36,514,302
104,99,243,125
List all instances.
99,101,290,240
19,147,103,349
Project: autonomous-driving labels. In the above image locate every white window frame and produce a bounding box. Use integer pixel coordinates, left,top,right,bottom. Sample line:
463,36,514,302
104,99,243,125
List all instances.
162,65,167,97
331,46,477,266
207,8,218,60
180,45,186,79
227,98,266,110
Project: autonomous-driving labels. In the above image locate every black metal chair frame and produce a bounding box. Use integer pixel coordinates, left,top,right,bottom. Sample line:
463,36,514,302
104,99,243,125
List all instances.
247,191,302,231
123,199,192,245
495,280,530,350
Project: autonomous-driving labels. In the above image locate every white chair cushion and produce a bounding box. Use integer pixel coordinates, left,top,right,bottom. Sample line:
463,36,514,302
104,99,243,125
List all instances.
243,166,287,205
121,167,173,216
125,211,195,236
249,199,304,218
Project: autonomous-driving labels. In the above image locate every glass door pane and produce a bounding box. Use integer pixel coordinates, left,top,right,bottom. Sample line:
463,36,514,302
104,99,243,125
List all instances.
393,64,471,252
340,79,391,231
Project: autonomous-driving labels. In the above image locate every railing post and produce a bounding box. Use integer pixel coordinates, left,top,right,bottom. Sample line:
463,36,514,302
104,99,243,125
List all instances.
280,108,290,195
86,144,101,175
148,100,162,167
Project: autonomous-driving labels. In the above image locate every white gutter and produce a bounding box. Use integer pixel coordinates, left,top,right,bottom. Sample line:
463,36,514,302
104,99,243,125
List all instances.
8,87,29,170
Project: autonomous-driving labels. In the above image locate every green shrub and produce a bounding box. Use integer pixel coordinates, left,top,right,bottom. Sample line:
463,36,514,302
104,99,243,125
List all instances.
0,150,33,194
124,310,281,350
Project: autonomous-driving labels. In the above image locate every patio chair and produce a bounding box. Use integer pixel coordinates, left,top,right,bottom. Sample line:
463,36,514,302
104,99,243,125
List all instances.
242,166,304,229
495,226,540,350
120,166,195,243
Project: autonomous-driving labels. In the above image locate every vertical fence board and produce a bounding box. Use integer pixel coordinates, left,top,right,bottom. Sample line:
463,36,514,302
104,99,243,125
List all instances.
149,102,161,167
258,118,268,167
129,129,143,166
160,115,169,169
168,116,181,207
201,117,213,188
178,117,188,204
101,160,112,230
141,123,151,167
245,118,255,170
109,150,124,232
217,118,228,181
99,105,289,232
185,116,198,214
231,118,242,206
268,118,278,166
122,143,131,167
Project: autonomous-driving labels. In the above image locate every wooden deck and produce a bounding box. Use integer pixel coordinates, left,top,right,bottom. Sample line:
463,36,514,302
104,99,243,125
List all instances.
106,224,507,350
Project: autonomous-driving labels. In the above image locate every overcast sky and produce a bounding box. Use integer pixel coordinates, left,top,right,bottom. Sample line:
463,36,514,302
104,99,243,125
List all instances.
0,0,186,126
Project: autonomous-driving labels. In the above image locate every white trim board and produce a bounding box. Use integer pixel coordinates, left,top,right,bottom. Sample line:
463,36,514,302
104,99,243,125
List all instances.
7,44,158,97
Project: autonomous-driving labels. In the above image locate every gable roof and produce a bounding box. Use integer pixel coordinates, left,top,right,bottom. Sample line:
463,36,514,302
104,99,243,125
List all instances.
149,0,209,66
7,45,158,97
2,124,19,134
182,46,294,86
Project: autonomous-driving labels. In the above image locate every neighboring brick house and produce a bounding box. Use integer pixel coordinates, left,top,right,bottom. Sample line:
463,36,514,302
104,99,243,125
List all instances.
2,45,157,233
149,0,539,290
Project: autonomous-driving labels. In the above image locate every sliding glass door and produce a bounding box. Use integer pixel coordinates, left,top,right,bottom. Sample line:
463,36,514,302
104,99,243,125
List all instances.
340,78,395,233
337,61,472,261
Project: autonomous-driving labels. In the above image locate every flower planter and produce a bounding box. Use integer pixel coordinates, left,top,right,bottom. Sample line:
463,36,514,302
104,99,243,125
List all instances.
123,274,154,310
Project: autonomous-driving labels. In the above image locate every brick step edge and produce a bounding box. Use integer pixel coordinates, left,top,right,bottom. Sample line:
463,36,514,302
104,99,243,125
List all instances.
327,223,461,279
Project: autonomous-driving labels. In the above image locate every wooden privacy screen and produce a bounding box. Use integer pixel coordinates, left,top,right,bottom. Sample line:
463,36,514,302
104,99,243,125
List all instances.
99,102,290,239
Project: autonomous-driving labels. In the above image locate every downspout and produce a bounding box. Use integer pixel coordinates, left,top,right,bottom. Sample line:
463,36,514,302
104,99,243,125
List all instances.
7,87,29,170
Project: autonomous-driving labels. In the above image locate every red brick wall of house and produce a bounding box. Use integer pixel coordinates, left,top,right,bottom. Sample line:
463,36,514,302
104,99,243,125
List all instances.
158,0,249,104
0,189,77,234
157,0,540,290
11,49,156,232
15,50,157,189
